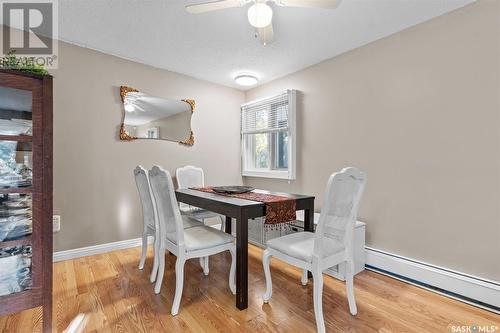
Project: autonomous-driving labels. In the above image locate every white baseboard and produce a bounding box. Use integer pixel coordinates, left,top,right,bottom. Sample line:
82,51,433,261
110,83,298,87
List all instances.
53,236,153,262
365,247,500,311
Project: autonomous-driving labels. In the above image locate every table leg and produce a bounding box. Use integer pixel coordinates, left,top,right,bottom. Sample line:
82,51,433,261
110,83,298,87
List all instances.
304,199,315,279
304,199,314,232
225,216,232,234
235,210,248,310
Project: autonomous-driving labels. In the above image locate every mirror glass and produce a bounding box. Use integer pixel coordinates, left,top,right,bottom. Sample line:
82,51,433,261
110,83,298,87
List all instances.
120,87,194,145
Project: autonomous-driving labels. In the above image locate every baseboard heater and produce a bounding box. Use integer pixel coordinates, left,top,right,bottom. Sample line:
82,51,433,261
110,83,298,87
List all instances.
365,247,500,314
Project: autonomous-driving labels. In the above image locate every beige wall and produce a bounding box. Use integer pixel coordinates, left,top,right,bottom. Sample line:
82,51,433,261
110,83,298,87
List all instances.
3,1,496,281
50,42,244,251
245,0,500,281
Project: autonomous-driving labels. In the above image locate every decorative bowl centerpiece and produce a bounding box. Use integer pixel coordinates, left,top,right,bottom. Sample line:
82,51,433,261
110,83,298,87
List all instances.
212,186,254,194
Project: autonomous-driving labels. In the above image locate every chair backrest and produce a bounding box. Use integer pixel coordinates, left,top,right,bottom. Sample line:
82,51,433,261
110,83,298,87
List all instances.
176,165,205,211
133,166,156,231
314,167,366,258
176,165,205,189
149,166,185,247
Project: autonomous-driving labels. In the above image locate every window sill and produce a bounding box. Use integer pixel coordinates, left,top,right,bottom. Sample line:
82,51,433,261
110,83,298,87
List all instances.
242,170,294,180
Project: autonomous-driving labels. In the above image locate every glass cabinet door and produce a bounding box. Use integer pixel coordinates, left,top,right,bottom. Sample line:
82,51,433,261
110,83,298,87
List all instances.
0,85,34,297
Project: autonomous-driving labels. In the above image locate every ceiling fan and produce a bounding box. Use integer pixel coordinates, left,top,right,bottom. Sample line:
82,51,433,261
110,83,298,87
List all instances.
186,0,342,45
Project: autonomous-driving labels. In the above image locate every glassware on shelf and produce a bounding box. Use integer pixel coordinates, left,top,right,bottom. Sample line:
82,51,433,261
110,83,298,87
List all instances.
0,141,32,189
18,156,32,180
0,245,32,296
0,194,32,241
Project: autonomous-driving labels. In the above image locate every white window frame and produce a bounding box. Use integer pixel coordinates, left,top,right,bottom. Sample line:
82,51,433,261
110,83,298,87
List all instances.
241,89,296,180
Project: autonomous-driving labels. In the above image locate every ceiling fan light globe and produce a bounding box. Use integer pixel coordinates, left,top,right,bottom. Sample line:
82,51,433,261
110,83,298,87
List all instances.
124,103,135,112
247,3,273,28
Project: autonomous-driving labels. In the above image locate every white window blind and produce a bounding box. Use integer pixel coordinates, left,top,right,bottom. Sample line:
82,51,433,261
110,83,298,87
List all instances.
241,91,289,135
240,90,296,180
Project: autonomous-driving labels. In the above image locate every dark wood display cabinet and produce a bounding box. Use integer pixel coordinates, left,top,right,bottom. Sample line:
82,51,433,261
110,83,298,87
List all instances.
0,70,53,332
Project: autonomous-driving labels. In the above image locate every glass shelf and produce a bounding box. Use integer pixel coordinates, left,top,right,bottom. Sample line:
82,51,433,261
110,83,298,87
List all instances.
0,188,32,194
0,235,31,248
0,135,32,142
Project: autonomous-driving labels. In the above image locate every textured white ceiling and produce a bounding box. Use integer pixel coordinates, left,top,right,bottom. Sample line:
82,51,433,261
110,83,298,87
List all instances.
58,0,475,90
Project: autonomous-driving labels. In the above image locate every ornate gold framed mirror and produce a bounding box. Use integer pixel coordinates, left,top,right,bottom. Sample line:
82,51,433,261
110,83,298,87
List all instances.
118,86,195,145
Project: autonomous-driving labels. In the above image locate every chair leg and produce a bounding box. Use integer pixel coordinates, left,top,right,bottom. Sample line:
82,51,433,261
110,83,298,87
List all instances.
301,269,308,286
219,215,225,231
312,268,326,333
203,256,209,276
150,236,159,283
229,247,236,294
138,232,148,270
154,250,165,294
346,260,358,315
262,249,273,303
171,257,186,316
199,257,209,275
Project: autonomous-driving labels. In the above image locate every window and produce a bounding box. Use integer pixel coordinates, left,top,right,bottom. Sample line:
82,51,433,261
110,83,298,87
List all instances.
241,90,296,179
147,127,159,139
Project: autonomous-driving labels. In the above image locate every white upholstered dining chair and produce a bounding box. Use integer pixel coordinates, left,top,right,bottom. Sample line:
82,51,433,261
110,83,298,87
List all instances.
133,166,158,281
149,166,236,315
134,166,204,283
176,165,226,274
262,167,366,333
176,165,225,227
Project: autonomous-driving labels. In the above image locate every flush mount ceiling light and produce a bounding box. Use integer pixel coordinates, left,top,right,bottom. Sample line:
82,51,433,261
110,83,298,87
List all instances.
247,3,273,28
186,0,342,46
234,73,259,86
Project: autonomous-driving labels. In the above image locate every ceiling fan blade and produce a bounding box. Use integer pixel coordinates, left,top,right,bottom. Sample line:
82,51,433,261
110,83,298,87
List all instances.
256,23,274,46
186,0,247,14
274,0,342,9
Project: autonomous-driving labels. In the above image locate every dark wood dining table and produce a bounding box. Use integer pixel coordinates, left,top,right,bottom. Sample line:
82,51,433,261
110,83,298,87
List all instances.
175,188,315,310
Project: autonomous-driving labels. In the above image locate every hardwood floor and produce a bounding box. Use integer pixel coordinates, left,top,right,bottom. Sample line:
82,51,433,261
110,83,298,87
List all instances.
0,244,498,332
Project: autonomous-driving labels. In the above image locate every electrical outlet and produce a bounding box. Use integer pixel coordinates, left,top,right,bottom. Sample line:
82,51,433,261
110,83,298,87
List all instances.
53,215,61,232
